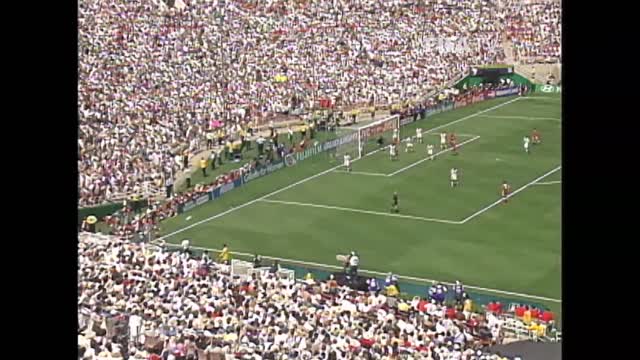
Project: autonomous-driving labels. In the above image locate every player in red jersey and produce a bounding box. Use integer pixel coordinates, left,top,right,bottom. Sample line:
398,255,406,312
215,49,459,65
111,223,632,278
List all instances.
532,128,541,144
501,181,512,203
449,133,458,155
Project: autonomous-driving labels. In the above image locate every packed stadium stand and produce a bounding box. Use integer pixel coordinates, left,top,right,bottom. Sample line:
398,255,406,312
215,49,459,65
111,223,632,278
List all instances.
78,1,561,358
78,0,561,207
78,233,558,360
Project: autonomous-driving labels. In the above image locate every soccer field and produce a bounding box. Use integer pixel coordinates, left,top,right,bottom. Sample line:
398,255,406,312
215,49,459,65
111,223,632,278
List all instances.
159,94,561,318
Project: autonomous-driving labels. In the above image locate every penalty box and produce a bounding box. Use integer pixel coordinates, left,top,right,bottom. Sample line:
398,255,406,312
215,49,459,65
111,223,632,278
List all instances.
335,133,482,178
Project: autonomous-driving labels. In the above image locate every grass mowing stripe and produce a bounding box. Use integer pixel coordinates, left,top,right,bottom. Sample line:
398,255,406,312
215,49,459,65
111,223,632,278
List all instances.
161,243,561,303
460,165,562,224
259,199,461,224
387,136,480,177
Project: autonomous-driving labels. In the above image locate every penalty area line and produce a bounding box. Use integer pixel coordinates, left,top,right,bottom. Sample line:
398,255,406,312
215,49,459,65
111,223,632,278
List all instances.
259,199,462,225
156,98,521,240
333,170,388,177
459,165,562,224
161,243,561,303
387,136,481,177
532,180,561,186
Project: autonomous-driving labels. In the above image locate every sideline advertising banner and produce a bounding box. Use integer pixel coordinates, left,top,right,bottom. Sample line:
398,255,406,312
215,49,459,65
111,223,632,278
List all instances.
179,193,212,214
534,84,561,93
495,87,519,97
242,160,286,184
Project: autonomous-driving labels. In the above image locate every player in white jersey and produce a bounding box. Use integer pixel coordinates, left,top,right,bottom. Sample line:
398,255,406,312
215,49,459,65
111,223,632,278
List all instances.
450,167,459,187
405,139,414,153
343,154,352,172
390,144,398,160
416,128,423,143
440,132,447,150
392,128,399,144
523,136,530,154
427,144,435,160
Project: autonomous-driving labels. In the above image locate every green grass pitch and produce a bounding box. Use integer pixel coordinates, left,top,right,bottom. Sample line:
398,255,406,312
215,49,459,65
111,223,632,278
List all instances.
159,94,561,321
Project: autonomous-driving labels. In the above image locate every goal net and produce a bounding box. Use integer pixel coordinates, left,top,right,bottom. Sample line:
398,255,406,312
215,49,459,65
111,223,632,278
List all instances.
355,115,401,159
330,115,401,164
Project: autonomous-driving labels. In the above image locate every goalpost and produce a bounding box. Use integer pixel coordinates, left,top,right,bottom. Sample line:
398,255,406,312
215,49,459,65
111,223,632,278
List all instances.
355,114,401,159
332,114,402,163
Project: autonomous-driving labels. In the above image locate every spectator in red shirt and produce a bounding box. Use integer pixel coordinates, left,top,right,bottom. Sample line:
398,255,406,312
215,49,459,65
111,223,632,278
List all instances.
445,306,457,319
493,301,503,314
515,304,526,317
541,310,554,323
418,299,429,313
360,338,374,348
530,307,540,319
486,301,496,313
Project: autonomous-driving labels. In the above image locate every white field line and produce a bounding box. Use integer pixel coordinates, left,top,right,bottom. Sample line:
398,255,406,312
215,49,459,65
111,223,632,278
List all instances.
158,98,521,240
333,170,388,177
163,243,561,303
420,132,478,138
459,165,562,224
521,96,561,101
157,165,342,240
387,136,481,177
260,199,461,224
158,124,396,241
532,180,561,186
158,136,393,241
417,97,522,135
477,114,561,122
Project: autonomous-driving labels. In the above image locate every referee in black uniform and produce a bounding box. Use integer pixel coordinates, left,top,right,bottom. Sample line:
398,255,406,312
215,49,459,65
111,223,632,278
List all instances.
391,191,399,213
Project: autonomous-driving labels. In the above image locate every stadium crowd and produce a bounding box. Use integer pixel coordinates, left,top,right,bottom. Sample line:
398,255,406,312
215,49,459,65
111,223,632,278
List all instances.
78,234,554,359
503,0,561,64
78,0,560,207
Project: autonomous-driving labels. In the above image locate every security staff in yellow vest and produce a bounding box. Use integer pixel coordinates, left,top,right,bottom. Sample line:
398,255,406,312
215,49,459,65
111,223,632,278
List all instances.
218,244,231,264
200,158,207,177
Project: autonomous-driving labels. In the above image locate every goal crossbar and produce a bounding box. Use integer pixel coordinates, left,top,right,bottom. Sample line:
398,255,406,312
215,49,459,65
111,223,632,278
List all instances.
356,115,400,159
